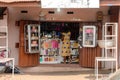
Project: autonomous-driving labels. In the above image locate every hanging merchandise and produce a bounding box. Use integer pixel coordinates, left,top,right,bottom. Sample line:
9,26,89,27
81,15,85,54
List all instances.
51,40,59,48
42,40,51,49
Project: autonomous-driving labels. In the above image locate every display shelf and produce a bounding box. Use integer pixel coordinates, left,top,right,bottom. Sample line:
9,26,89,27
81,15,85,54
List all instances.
24,24,40,53
40,61,61,64
0,26,9,58
40,55,61,64
31,31,39,33
40,55,59,56
40,38,61,64
95,23,118,80
31,37,39,40
31,44,39,47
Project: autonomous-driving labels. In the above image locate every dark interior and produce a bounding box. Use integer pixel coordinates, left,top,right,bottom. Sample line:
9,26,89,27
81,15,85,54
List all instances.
40,22,80,40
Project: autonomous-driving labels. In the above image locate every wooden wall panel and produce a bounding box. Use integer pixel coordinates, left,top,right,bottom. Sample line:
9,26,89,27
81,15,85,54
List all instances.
110,6,119,67
79,22,102,68
19,20,39,67
109,6,119,22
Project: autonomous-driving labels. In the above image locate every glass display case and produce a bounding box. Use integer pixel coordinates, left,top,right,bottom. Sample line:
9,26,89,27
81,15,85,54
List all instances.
83,25,97,47
24,24,40,53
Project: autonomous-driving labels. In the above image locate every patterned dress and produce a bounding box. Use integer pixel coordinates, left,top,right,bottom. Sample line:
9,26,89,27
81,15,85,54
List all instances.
61,32,71,57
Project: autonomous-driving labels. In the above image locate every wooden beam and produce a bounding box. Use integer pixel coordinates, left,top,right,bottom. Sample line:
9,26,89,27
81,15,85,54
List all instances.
100,0,120,6
0,2,40,7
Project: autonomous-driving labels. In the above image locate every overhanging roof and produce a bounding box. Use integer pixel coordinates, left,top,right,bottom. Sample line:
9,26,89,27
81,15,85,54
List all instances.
0,0,119,7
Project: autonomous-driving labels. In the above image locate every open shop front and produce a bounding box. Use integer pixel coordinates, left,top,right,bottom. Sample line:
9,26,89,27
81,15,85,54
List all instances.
18,1,120,68
19,19,102,67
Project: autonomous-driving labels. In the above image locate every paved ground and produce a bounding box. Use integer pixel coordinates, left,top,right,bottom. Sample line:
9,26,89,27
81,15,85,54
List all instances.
0,64,111,80
0,74,93,80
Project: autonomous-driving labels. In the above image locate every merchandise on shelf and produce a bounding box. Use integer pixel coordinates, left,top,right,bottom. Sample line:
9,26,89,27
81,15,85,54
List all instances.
31,26,38,32
41,39,51,49
70,40,79,63
83,25,97,47
24,24,40,53
40,38,61,64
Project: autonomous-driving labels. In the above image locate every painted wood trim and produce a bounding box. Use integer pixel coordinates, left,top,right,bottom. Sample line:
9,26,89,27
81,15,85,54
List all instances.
100,0,120,6
118,7,120,67
19,20,39,67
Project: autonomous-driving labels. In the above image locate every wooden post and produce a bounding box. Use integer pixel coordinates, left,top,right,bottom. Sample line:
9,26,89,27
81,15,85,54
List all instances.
118,7,120,68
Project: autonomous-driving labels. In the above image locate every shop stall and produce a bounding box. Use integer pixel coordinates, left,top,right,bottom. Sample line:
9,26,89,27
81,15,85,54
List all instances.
19,20,102,67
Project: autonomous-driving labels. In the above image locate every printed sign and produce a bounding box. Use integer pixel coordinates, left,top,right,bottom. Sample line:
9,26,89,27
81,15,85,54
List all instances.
41,0,99,8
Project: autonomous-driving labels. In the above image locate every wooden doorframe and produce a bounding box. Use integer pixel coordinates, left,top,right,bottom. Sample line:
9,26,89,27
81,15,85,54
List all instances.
118,7,120,68
19,20,40,67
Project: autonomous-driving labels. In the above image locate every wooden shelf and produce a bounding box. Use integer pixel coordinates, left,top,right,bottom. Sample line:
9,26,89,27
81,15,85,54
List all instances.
40,61,61,64
95,22,118,80
19,20,40,67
